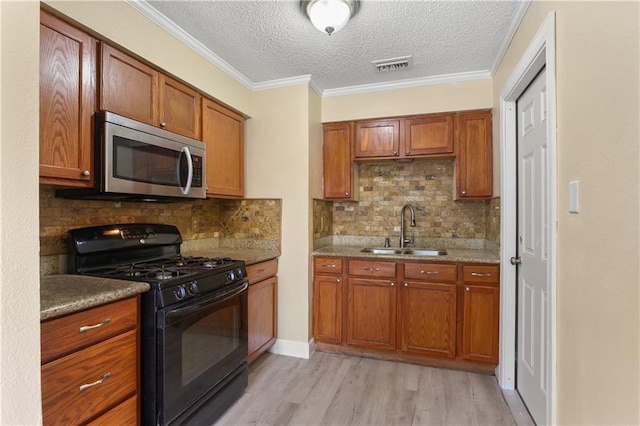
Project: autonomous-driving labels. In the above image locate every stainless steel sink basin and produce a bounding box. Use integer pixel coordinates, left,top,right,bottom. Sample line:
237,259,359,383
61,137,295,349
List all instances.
360,247,447,256
402,248,448,256
360,248,403,255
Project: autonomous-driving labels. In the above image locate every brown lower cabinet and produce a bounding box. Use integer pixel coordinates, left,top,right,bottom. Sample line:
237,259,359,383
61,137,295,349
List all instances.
41,297,140,425
313,257,500,371
247,258,278,363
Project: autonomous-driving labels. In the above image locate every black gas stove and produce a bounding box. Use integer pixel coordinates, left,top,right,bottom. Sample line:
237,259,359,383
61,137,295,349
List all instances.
68,223,249,425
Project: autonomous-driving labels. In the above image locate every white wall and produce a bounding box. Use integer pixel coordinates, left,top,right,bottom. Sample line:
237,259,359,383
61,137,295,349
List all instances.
0,1,42,423
246,85,314,348
494,1,640,423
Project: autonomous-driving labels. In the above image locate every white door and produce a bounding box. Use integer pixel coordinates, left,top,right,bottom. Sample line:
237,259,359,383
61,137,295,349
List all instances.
516,67,549,425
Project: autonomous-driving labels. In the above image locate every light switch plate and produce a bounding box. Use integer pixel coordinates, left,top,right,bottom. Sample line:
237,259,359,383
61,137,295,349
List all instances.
569,180,579,213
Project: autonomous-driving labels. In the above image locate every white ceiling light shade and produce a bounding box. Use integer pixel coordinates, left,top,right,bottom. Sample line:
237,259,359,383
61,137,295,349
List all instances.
301,0,360,35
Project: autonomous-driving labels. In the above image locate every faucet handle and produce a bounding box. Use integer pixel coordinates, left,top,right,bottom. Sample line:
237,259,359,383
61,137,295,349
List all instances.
384,237,390,248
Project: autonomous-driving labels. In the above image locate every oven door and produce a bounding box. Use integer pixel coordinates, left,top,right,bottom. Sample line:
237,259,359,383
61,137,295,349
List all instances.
157,280,248,424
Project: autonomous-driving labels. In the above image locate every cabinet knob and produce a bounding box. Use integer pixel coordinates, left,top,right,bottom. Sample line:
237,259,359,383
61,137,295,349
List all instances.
390,282,395,287
404,283,408,287
405,150,410,155
81,170,90,177
336,278,341,283
393,151,398,155
160,122,167,128
345,192,349,197
466,287,470,292
462,190,467,195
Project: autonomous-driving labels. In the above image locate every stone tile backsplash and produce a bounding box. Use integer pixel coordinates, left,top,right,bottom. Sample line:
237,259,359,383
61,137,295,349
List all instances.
40,186,281,274
332,160,490,242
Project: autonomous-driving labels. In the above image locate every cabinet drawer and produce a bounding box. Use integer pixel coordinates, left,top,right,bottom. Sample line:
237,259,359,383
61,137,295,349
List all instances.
314,257,344,274
348,259,396,278
247,259,278,285
462,265,499,285
404,263,457,282
41,297,138,364
87,394,137,426
42,330,137,426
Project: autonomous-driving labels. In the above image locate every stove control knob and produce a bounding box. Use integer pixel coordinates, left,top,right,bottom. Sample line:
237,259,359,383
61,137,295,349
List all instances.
235,268,244,279
175,286,187,300
226,270,236,282
187,281,198,295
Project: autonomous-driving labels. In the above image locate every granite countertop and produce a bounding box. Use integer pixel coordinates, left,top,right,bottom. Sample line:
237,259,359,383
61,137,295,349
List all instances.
184,248,280,265
41,275,150,321
312,245,499,264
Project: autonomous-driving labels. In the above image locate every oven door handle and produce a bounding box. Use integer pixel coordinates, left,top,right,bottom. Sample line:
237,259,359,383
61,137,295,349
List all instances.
162,281,248,326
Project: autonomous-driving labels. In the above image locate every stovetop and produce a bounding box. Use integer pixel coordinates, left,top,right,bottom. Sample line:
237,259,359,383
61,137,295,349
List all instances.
67,223,248,307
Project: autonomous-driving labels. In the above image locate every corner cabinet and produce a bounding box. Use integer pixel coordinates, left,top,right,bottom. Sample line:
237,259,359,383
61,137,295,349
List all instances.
455,111,493,199
41,297,140,425
247,259,278,363
202,98,245,198
39,9,96,187
323,122,358,200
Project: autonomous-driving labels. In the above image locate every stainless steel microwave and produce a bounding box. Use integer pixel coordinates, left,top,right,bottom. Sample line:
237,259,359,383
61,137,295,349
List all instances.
57,111,206,202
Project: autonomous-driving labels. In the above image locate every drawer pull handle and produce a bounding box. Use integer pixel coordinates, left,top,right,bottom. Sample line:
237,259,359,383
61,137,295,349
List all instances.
363,267,380,272
257,268,266,273
471,272,491,277
420,270,438,275
79,318,111,332
79,372,111,391
321,264,336,268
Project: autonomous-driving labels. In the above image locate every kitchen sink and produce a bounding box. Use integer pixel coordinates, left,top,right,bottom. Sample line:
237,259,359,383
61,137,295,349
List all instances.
360,247,447,256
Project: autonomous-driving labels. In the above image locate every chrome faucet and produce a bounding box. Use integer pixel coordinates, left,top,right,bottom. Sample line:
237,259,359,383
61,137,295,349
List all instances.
400,203,416,248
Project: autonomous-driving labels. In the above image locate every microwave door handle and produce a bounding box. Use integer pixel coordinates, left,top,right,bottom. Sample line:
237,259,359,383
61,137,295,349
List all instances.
178,146,194,195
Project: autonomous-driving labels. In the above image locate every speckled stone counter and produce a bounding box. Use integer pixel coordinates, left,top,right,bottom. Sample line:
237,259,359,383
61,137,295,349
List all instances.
312,245,499,264
184,248,280,265
41,275,150,321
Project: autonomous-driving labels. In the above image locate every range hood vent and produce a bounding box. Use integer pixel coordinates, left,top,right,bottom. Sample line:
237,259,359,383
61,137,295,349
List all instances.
372,56,412,73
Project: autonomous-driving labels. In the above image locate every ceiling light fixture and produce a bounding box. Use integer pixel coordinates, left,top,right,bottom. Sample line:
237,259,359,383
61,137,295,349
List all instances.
301,0,360,36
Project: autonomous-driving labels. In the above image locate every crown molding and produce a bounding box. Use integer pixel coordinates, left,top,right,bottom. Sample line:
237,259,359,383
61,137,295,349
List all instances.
125,0,255,90
321,71,492,98
253,75,313,91
490,0,532,76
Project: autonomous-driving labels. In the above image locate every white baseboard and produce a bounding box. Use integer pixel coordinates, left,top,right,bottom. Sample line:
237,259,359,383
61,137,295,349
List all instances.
269,338,316,359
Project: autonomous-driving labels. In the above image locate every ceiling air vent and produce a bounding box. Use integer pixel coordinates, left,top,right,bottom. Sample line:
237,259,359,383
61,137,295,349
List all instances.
372,56,412,73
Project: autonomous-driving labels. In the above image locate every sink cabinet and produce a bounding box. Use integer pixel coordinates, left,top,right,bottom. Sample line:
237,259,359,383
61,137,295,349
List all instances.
312,256,500,371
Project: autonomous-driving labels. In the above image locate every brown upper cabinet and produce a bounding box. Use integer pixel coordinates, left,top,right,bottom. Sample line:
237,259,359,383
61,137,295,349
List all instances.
101,44,201,140
323,122,358,200
455,111,493,199
39,10,96,187
354,113,454,160
201,98,245,198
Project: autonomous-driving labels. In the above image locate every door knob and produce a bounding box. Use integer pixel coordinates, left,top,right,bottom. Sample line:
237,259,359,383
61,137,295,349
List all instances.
510,256,522,265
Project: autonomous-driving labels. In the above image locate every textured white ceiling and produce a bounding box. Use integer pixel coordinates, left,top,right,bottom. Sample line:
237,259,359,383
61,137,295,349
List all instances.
142,0,527,93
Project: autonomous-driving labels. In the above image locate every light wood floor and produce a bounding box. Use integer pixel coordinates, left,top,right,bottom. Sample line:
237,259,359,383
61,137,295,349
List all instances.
216,351,520,426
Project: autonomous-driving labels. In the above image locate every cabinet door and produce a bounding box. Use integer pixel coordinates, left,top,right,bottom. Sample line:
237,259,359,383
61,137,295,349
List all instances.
455,111,493,198
346,277,396,350
401,281,456,358
100,43,158,126
202,98,244,197
403,114,454,156
461,284,500,364
313,274,343,345
39,10,95,187
355,119,400,159
158,74,201,139
323,122,355,200
248,276,277,363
